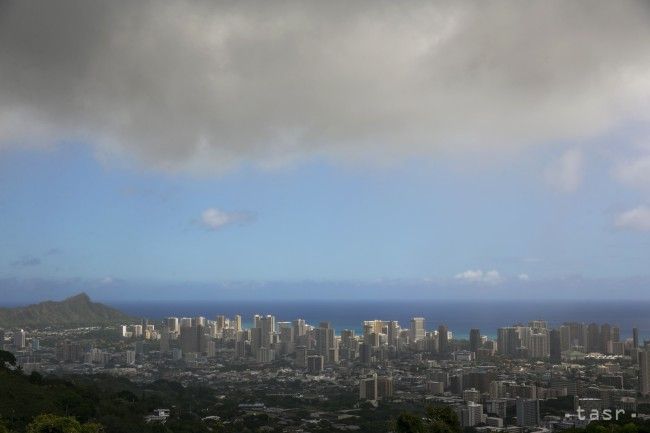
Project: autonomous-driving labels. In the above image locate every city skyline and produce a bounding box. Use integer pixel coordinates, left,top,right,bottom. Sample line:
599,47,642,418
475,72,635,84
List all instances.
4,3,650,433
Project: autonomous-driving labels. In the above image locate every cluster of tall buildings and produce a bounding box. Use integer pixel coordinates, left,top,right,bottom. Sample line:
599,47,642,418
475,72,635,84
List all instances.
135,314,459,367
117,314,649,370
496,321,630,362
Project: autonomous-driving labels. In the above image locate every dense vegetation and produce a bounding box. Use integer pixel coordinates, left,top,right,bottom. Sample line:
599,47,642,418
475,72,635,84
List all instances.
394,405,462,433
0,350,220,433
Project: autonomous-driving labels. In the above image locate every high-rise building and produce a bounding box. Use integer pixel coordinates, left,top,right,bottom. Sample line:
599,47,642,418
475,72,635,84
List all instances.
377,376,394,399
516,399,540,427
340,329,355,349
461,402,484,427
470,329,481,353
587,323,600,353
278,322,294,355
160,326,170,353
364,332,380,348
359,342,372,365
56,340,82,362
233,315,242,332
601,323,612,353
260,315,275,348
633,327,640,349
292,319,306,343
215,315,226,333
639,350,650,397
388,321,400,347
180,324,203,353
359,373,378,401
410,317,425,343
235,340,247,359
363,320,384,336
516,326,532,351
486,399,508,418
497,327,519,357
529,320,548,331
14,329,26,349
307,355,324,374
438,324,449,355
549,329,561,363
256,347,275,363
316,322,335,362
166,317,179,333
564,322,586,348
126,350,136,365
295,346,307,368
463,388,480,403
559,325,571,352
207,340,216,358
529,332,549,359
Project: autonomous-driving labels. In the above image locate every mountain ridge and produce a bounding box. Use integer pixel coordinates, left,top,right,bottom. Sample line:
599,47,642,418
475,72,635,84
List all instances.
0,292,133,328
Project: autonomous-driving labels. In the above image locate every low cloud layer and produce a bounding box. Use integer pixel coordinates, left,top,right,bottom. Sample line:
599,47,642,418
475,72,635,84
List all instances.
200,208,254,231
454,269,503,285
1,1,650,172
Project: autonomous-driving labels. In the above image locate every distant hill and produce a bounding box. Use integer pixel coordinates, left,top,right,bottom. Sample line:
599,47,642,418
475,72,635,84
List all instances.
0,293,133,328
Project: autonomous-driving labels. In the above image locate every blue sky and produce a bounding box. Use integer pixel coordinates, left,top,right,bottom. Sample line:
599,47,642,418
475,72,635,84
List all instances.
1,134,649,302
1,1,650,302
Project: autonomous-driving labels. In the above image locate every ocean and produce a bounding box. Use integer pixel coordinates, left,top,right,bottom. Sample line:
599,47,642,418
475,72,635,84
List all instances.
109,299,650,340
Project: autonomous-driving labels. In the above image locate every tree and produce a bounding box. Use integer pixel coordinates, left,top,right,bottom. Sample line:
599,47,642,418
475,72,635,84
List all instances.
0,350,16,368
26,414,103,433
395,413,425,433
426,405,461,433
0,418,10,433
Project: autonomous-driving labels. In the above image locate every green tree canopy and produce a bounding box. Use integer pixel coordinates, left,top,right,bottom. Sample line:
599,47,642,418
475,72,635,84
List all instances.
26,414,103,433
426,405,461,433
0,350,16,368
395,412,425,433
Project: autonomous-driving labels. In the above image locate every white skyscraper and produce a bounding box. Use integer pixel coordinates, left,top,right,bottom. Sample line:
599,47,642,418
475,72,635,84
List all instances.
166,317,180,333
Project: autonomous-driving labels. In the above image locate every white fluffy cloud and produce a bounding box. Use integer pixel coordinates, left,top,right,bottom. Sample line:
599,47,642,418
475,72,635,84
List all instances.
454,269,503,284
200,208,254,231
614,206,650,231
518,273,530,281
545,148,584,193
1,1,650,172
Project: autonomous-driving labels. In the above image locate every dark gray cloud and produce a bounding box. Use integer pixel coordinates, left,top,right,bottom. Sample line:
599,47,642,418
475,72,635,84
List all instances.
1,1,650,172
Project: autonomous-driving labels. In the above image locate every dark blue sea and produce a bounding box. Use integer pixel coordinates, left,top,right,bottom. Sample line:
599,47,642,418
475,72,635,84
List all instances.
109,300,650,340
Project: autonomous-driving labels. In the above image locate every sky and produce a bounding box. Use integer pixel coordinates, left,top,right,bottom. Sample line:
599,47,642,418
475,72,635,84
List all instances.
1,1,650,302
